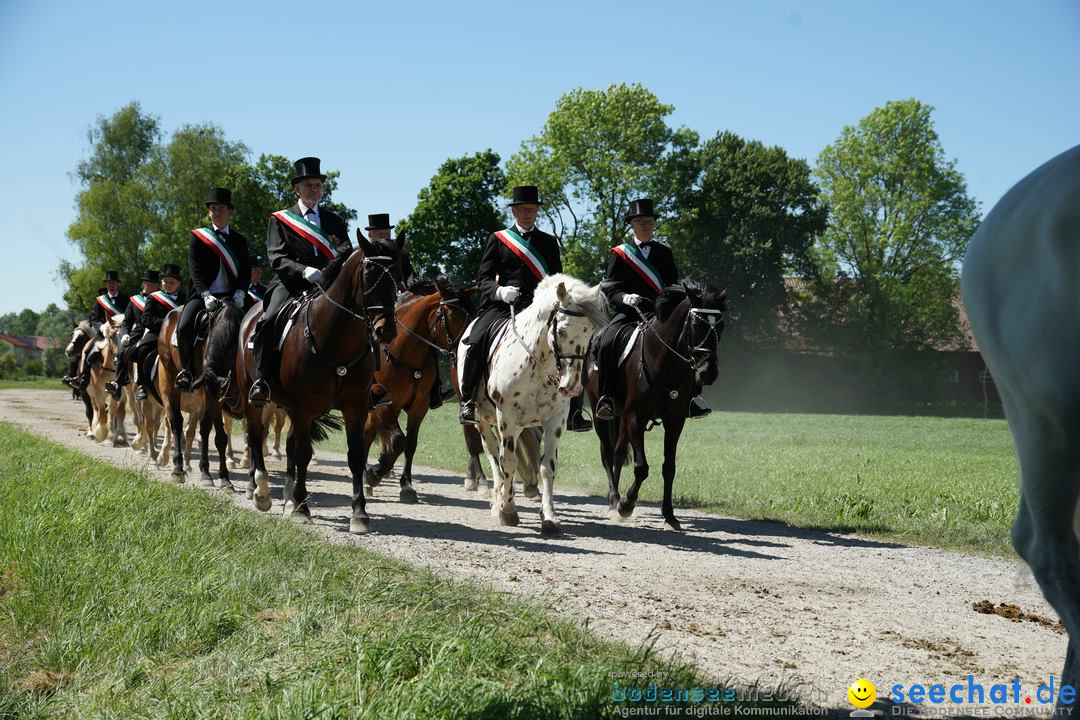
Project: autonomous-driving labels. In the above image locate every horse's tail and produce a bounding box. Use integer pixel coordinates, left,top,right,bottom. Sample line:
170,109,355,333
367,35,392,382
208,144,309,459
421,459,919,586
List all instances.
515,426,543,487
310,412,345,442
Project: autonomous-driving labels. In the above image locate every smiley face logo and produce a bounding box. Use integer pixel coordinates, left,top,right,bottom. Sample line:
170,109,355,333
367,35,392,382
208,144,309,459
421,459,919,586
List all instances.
848,678,876,709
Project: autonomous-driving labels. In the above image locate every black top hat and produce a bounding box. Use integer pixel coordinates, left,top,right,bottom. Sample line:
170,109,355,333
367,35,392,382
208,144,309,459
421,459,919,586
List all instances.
292,157,327,184
248,255,262,266
365,213,394,231
205,187,234,209
105,270,120,282
161,263,182,280
625,198,657,222
141,269,161,284
508,185,542,206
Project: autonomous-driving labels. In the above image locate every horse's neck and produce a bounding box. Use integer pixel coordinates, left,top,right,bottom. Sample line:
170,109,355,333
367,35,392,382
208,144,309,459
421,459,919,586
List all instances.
307,262,369,352
646,302,691,362
394,297,439,350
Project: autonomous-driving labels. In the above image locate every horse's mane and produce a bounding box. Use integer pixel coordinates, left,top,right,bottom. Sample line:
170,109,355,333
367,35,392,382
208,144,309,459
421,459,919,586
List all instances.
655,281,727,323
530,273,609,329
401,277,476,316
197,303,242,395
318,238,402,291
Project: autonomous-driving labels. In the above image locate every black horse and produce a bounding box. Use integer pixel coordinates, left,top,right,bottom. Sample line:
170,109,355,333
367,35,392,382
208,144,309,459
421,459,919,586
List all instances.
585,282,727,530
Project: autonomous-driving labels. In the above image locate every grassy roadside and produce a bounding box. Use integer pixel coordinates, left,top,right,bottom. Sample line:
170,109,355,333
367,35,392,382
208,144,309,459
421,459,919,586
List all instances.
322,406,1020,556
0,378,68,391
0,422,788,719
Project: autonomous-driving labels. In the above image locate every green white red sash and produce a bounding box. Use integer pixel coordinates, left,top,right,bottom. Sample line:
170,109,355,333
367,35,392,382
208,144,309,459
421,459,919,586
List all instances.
130,294,147,312
612,242,662,294
273,210,334,260
192,227,239,280
494,228,548,281
150,291,180,310
96,294,122,316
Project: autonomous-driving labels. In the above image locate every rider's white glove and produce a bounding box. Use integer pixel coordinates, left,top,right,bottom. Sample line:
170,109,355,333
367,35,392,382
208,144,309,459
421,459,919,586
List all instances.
496,285,520,304
203,294,220,311
231,290,245,306
623,293,645,308
303,266,323,284
121,334,130,345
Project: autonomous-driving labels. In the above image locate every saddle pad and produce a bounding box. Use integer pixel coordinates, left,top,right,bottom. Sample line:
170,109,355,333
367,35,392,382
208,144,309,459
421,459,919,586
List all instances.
618,326,642,367
486,319,509,363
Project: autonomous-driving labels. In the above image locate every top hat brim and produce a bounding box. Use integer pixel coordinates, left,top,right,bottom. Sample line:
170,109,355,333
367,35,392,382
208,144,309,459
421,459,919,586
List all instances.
205,200,235,209
293,173,327,184
508,199,544,207
365,224,395,231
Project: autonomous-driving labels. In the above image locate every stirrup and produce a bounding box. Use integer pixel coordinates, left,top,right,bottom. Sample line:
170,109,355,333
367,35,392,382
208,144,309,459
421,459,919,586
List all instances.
104,381,121,398
567,410,593,433
459,400,478,425
175,369,193,390
594,396,616,421
135,386,148,401
248,379,270,408
688,396,711,419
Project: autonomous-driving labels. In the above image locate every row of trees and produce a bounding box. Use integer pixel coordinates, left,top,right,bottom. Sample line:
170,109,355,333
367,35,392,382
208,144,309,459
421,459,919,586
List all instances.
58,86,980,396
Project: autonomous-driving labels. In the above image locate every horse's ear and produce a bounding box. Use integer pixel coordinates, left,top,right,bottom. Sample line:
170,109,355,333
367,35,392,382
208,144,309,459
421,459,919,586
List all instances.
357,229,376,256
395,231,406,251
435,275,449,296
556,282,567,301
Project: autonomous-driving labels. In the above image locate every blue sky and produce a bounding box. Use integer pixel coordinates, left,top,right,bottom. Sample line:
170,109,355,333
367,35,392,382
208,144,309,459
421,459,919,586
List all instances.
1,0,1076,315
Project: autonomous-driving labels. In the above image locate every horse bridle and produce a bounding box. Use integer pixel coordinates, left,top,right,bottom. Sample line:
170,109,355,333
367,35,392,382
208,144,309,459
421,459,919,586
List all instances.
394,295,468,362
635,303,722,372
509,304,589,388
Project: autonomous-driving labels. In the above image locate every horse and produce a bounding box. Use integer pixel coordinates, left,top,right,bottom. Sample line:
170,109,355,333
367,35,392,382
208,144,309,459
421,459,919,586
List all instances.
961,144,1080,711
235,233,404,534
456,274,607,534
157,301,243,488
64,321,95,434
223,406,290,469
364,277,474,501
585,282,726,531
85,315,130,446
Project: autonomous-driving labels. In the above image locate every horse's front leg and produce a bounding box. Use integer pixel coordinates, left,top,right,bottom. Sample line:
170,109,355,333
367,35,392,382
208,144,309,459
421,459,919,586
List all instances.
618,414,648,518
398,405,425,504
463,424,487,492
213,407,233,492
343,404,373,534
660,414,687,531
538,415,563,535
494,411,521,527
197,411,214,487
245,405,272,511
167,391,185,480
477,421,515,526
283,419,313,523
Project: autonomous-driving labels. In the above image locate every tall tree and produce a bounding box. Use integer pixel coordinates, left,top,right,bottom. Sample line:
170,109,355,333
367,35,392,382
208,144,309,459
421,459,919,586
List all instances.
665,131,827,346
507,83,683,280
396,150,507,282
63,102,160,310
0,308,40,336
811,99,980,359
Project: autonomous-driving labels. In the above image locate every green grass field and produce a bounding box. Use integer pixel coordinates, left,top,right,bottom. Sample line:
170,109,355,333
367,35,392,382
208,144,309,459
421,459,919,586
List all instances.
322,406,1021,556
0,377,68,391
0,422,795,719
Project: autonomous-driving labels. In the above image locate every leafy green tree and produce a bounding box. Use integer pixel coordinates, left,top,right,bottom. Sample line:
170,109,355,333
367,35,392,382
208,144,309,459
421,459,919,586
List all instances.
23,358,44,377
63,102,160,310
0,308,40,336
0,349,17,379
507,83,683,280
397,150,507,282
35,304,80,345
665,131,827,346
811,99,980,360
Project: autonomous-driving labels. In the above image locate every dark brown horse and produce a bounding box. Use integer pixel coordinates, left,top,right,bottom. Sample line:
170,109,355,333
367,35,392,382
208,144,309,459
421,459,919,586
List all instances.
235,233,403,534
364,277,474,500
585,282,727,531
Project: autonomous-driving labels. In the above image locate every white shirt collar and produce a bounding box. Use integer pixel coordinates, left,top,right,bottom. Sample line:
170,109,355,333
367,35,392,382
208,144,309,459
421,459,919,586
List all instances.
213,224,229,234
299,201,319,217
514,223,535,235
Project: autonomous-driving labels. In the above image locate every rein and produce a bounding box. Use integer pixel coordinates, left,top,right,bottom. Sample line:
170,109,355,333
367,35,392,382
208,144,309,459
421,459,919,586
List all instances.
508,303,589,388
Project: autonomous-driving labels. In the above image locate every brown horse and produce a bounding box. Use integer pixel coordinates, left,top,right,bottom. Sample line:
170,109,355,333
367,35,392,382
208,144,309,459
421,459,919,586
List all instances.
364,278,474,500
158,301,243,487
235,234,403,534
585,282,726,531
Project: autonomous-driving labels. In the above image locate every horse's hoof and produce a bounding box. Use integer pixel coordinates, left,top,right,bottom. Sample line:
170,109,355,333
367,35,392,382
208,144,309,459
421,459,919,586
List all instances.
245,486,254,500
363,484,376,498
608,508,630,523
618,503,635,519
541,520,561,536
228,458,238,469
169,471,184,483
218,478,235,494
254,494,272,512
499,511,520,527
399,486,419,504
663,519,683,532
198,473,215,488
364,468,381,487
284,501,312,523
464,478,478,492
522,483,540,499
350,517,371,535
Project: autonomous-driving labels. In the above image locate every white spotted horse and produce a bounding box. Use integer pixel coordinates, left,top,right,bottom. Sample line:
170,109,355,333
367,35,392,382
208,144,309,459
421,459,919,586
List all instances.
456,273,607,534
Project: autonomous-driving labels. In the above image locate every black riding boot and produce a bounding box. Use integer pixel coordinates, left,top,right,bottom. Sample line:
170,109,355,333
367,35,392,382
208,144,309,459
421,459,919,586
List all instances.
248,320,271,407
566,393,593,432
458,346,481,425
